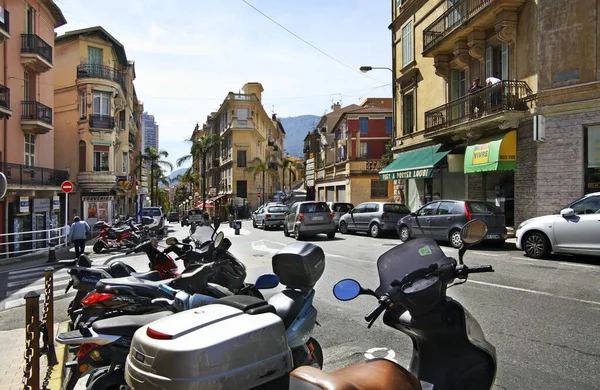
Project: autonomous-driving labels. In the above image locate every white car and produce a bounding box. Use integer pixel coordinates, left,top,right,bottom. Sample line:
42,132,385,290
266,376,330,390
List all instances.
516,192,600,258
141,207,168,236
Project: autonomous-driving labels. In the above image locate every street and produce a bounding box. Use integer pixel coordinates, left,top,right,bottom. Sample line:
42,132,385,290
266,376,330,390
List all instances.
1,220,599,389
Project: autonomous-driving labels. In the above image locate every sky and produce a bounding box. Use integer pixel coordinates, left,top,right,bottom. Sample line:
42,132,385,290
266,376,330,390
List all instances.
55,0,393,168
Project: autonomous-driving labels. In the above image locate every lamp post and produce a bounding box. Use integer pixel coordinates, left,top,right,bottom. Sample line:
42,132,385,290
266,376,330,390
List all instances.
188,195,193,210
360,66,396,141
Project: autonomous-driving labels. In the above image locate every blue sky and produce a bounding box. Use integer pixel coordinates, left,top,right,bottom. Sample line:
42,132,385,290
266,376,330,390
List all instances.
55,0,392,167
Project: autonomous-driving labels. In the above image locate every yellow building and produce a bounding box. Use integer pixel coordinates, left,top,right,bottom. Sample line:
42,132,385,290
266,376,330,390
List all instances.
204,82,285,212
54,27,142,224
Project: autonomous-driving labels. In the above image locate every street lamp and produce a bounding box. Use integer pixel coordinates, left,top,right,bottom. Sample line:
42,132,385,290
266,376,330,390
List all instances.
360,65,396,141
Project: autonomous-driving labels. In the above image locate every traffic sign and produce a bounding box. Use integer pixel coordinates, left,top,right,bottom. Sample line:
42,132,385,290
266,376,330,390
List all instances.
61,180,74,193
257,192,262,198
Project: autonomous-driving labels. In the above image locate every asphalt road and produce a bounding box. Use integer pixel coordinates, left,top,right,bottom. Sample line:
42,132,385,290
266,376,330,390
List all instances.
1,220,599,389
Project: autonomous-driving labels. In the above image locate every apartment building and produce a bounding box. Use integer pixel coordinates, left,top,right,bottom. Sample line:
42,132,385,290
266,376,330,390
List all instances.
141,111,158,152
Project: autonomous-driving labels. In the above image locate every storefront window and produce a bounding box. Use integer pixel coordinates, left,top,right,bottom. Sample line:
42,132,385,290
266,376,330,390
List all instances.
585,125,600,194
484,171,515,226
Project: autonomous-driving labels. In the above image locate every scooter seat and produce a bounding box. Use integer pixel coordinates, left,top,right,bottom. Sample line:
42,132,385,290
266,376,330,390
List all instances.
131,270,162,281
91,311,171,337
289,359,421,390
112,227,130,234
95,261,135,278
267,290,305,328
95,276,173,298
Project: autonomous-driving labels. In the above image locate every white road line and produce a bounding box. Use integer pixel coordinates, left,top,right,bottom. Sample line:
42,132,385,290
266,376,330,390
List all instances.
8,278,70,294
3,292,74,310
558,262,599,269
470,280,600,306
509,256,600,270
260,240,372,263
470,251,500,257
4,265,65,276
8,269,68,282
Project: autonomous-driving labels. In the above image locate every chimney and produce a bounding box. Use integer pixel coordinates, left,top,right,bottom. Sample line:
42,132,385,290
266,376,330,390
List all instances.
272,113,277,120
331,102,341,112
242,82,264,102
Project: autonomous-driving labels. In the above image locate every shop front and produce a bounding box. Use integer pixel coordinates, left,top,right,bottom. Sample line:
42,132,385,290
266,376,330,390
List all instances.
82,195,115,226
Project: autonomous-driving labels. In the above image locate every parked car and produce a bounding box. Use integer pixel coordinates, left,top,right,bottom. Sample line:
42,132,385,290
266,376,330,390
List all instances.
397,200,507,248
186,209,206,226
251,205,264,227
253,204,289,229
283,201,336,240
167,212,180,223
141,207,168,235
339,202,410,238
326,202,354,230
516,192,600,258
180,214,189,227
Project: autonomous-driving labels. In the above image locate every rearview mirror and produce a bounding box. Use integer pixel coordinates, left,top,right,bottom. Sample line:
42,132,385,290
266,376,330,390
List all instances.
214,231,224,249
461,219,488,245
214,216,221,230
333,279,361,301
254,274,280,289
165,237,178,246
190,222,197,234
560,208,576,218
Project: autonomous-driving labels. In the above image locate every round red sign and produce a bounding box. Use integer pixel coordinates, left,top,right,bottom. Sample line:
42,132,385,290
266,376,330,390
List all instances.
61,180,74,193
257,192,262,198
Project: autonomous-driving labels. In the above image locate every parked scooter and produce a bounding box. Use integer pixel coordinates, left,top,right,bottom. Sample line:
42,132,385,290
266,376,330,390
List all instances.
287,219,495,390
92,221,141,253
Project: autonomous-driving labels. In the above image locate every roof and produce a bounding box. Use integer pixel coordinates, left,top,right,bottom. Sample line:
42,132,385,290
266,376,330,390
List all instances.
330,105,392,132
317,104,361,133
42,0,67,28
56,26,128,66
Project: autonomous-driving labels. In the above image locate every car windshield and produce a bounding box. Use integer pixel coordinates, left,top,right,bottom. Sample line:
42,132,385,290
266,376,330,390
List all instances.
383,204,411,214
331,203,353,212
141,209,161,217
467,202,502,214
299,203,330,213
267,206,288,213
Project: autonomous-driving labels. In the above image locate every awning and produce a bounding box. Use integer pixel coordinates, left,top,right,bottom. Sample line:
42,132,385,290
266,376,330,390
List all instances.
379,144,451,180
464,130,516,173
210,194,227,202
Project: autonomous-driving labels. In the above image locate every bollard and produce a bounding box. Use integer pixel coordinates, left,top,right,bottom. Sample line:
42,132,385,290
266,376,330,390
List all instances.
23,291,40,390
46,243,56,263
42,267,57,367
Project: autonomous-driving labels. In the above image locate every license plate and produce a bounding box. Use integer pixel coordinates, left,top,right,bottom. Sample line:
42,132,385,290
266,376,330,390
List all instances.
276,215,285,219
312,216,324,221
486,235,500,239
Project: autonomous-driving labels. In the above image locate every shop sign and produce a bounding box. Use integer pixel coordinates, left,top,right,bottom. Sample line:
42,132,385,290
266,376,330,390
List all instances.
587,126,600,168
472,143,490,165
53,196,60,210
19,197,29,213
379,168,433,181
33,198,50,213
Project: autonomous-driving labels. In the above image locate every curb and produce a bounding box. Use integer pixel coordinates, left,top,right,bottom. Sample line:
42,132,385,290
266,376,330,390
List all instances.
48,321,70,390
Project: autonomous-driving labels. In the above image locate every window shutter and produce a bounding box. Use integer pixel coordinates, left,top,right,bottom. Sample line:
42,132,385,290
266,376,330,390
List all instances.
450,70,459,101
501,42,509,80
485,46,493,78
366,142,370,158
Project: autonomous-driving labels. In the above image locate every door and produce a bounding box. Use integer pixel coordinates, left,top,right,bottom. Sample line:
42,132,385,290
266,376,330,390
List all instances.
412,202,440,238
429,201,457,239
553,196,600,253
26,6,35,34
362,203,379,231
285,204,297,231
32,213,47,250
347,204,366,230
88,46,103,77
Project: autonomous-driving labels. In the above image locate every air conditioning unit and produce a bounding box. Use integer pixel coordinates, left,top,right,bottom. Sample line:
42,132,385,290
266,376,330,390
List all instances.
533,115,546,142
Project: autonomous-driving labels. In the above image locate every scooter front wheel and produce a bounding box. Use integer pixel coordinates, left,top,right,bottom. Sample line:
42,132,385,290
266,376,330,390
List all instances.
92,241,104,253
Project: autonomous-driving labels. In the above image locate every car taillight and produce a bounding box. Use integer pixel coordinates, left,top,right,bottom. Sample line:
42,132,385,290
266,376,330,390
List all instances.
298,213,304,222
464,203,472,221
382,212,389,220
77,343,100,359
81,293,113,305
330,212,334,219
265,213,271,218
147,327,173,340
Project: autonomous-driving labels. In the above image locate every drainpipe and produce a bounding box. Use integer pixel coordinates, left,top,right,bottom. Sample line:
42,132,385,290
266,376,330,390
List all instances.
3,29,7,164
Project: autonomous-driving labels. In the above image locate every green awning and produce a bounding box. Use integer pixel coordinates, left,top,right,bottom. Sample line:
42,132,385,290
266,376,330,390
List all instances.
379,144,451,181
464,130,516,173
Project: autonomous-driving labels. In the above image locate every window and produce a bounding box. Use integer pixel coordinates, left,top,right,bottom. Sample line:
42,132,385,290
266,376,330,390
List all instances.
584,125,600,194
93,91,110,116
359,117,369,134
385,117,392,134
418,202,439,216
352,204,366,214
360,142,369,158
402,94,414,135
88,46,103,65
396,0,404,8
122,152,128,173
370,180,388,198
299,202,330,213
267,206,288,213
79,141,86,172
402,22,413,67
331,203,353,212
93,144,109,172
485,45,509,80
365,203,379,212
119,111,125,130
80,91,87,119
237,150,247,167
24,134,35,167
436,201,456,215
23,72,29,101
467,202,502,214
383,204,411,214
235,108,249,119
571,196,600,215
236,180,247,198
25,5,35,34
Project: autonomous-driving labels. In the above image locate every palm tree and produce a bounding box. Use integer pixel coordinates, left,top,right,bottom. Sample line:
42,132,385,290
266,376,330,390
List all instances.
245,154,277,206
135,146,173,206
280,157,297,192
177,129,222,211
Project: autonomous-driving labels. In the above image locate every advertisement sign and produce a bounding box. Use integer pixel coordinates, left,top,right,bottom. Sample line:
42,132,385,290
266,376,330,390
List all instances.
472,143,490,165
379,168,433,181
53,196,60,210
33,198,51,213
19,197,29,213
587,125,600,168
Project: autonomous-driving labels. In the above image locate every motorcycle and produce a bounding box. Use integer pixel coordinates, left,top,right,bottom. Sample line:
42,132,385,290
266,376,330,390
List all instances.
92,221,141,253
289,219,495,390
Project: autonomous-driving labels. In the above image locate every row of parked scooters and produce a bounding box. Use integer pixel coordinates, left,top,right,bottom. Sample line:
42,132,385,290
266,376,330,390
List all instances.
90,216,159,254
56,217,500,390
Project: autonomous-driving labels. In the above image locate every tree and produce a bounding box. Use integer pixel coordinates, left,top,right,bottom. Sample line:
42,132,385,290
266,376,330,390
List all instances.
245,154,277,206
381,140,394,167
280,157,297,192
177,130,222,211
135,147,173,207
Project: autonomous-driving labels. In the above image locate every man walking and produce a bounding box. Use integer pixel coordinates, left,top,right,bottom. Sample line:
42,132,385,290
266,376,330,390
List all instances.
69,216,90,259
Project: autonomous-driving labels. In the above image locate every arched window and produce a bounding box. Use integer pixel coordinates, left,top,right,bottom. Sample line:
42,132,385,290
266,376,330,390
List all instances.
79,141,86,172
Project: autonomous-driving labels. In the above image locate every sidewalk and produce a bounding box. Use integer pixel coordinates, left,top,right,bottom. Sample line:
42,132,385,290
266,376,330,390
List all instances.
0,322,68,390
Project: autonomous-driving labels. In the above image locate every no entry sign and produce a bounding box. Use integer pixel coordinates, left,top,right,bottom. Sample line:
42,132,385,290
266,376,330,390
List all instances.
61,180,74,193
257,192,262,198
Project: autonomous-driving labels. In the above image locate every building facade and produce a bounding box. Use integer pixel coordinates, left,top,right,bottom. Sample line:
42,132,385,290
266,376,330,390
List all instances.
54,26,142,225
0,0,67,256
141,111,158,152
383,0,600,230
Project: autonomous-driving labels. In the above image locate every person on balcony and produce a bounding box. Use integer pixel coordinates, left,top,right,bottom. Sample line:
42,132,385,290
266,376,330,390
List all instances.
486,77,502,109
469,77,484,118
69,216,90,259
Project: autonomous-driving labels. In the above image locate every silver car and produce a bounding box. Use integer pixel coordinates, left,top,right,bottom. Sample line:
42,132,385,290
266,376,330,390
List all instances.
339,202,411,238
326,202,354,230
253,204,288,230
284,201,336,240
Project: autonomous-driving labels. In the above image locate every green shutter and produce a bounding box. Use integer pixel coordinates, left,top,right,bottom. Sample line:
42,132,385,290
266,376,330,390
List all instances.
88,47,103,65
501,42,509,80
485,46,493,78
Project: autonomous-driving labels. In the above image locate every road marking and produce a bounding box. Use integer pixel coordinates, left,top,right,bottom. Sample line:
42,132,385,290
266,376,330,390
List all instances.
558,262,599,269
8,278,70,294
364,347,398,363
470,280,600,306
509,256,600,270
260,240,372,263
8,269,68,282
471,251,500,257
3,291,74,310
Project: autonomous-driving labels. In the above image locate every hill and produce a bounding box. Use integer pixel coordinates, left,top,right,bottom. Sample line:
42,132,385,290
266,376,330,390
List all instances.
280,115,320,157
167,167,190,184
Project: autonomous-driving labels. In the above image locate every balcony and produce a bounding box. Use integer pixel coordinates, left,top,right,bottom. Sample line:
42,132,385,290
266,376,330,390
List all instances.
21,34,53,72
21,101,53,134
78,171,117,191
422,0,525,57
128,132,136,147
349,159,385,173
268,136,275,147
0,84,11,118
0,162,68,188
89,114,115,130
226,93,258,102
0,8,10,43
77,63,127,95
229,118,255,129
424,80,534,138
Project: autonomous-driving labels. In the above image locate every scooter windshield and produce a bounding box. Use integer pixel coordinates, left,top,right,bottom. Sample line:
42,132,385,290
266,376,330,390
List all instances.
375,238,454,296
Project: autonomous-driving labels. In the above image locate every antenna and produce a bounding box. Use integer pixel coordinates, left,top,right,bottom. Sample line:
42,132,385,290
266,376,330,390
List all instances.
271,105,275,116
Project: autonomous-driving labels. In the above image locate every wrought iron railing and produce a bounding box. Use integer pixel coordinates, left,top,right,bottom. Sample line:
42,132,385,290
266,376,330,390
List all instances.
0,162,68,187
77,63,127,93
0,84,9,110
21,34,53,64
423,0,493,52
0,8,10,34
21,101,52,124
89,114,115,129
425,80,533,132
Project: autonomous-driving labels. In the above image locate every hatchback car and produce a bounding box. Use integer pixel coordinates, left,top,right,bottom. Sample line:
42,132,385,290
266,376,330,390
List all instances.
397,200,507,248
283,201,336,240
167,212,180,223
141,207,168,235
326,202,354,230
339,202,410,238
516,192,600,258
253,204,289,229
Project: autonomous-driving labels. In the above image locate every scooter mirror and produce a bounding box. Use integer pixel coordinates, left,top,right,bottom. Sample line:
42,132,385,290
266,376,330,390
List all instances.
254,274,280,289
214,216,221,230
190,222,197,234
150,238,159,248
214,231,224,249
333,279,361,301
165,237,179,246
461,219,488,245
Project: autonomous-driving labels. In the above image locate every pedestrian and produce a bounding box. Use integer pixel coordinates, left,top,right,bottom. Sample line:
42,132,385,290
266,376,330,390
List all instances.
486,77,502,108
69,216,90,259
469,77,484,118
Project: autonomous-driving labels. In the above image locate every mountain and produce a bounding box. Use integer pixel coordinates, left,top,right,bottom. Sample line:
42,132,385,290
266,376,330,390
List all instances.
167,167,190,184
280,115,320,157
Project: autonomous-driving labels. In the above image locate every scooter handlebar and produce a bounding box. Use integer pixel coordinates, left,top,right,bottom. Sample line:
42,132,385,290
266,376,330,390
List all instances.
158,283,178,296
465,265,494,274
